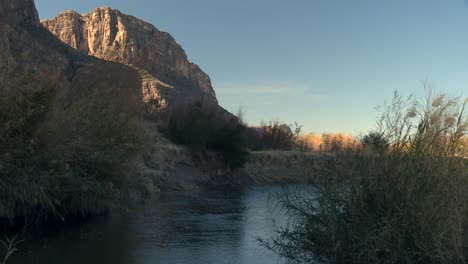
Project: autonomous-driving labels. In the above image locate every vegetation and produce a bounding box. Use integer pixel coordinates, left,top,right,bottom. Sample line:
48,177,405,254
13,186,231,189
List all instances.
262,91,468,263
0,235,22,264
300,132,360,152
164,103,249,168
0,86,141,223
246,121,303,151
360,131,388,153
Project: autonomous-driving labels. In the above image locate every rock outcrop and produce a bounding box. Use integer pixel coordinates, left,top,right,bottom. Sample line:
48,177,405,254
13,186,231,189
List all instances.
0,0,40,27
0,1,142,108
0,0,236,212
41,7,218,110
0,0,146,219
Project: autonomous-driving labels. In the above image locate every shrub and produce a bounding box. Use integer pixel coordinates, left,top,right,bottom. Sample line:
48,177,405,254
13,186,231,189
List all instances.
0,86,141,222
360,131,388,153
295,132,361,153
207,121,249,169
164,103,249,168
262,91,468,264
247,121,302,151
322,133,360,152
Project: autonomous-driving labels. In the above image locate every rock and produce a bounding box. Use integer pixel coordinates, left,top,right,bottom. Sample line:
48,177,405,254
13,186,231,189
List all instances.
41,7,220,110
0,0,235,203
0,0,40,27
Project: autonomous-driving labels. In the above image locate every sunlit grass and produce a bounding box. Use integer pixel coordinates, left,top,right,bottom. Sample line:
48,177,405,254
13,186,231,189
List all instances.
263,91,468,264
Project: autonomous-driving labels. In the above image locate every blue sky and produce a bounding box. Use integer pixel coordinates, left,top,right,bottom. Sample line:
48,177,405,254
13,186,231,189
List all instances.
35,0,468,134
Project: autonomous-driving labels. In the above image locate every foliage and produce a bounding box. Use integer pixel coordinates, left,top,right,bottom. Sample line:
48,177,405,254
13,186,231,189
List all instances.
165,103,249,168
0,235,22,264
263,91,468,264
0,86,141,222
247,121,302,151
360,131,388,153
299,132,360,152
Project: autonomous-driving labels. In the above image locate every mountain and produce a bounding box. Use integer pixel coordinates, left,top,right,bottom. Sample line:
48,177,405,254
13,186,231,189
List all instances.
0,0,142,112
0,0,234,220
0,0,148,219
41,7,219,110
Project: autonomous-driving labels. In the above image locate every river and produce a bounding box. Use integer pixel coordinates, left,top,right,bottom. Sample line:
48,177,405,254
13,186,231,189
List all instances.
9,185,306,264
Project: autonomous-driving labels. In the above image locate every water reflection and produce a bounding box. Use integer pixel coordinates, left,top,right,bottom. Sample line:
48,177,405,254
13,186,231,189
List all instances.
10,185,292,264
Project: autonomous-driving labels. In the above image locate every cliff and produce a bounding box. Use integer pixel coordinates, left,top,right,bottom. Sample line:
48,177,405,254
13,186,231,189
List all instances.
0,0,236,221
0,0,144,219
41,7,218,109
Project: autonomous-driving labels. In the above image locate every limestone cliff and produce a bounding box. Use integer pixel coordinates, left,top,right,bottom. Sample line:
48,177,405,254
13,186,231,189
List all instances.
0,0,234,212
41,7,218,109
0,1,142,108
0,0,146,218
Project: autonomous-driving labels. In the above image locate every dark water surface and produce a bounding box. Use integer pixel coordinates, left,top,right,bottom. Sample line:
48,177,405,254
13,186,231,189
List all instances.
9,185,301,264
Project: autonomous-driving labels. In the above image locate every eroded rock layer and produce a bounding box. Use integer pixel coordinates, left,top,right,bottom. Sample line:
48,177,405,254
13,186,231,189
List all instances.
41,7,218,108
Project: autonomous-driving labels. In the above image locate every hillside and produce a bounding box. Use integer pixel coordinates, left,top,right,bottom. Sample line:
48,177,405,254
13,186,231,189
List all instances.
0,0,245,221
41,7,221,112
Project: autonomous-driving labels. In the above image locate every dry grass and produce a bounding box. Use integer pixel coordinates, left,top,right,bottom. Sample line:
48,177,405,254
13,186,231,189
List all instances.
263,91,468,264
300,132,360,152
0,84,142,222
0,235,22,264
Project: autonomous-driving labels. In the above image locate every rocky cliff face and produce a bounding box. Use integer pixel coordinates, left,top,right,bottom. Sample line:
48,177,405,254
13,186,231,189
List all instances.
0,0,146,218
0,0,142,105
41,7,218,109
0,0,40,26
0,0,235,215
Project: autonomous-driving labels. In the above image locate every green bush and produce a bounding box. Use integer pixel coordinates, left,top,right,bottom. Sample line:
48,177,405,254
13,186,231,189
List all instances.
207,121,249,169
0,86,141,222
263,92,468,264
246,121,302,151
165,103,249,168
360,131,388,153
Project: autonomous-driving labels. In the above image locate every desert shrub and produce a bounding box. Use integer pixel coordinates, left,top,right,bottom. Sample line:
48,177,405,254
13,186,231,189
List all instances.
166,102,212,148
299,133,324,151
247,121,302,151
322,133,360,152
297,132,361,153
0,234,22,264
263,91,468,263
360,131,388,153
207,121,249,169
0,86,141,222
165,103,249,168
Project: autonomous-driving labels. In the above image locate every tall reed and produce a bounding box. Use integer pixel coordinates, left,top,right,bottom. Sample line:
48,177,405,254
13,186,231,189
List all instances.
263,91,468,263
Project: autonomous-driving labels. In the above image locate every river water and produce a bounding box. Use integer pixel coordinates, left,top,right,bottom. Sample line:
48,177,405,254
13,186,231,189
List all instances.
9,185,305,264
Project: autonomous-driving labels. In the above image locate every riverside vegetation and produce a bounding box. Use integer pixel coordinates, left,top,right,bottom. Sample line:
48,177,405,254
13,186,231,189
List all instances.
1,80,466,264
0,86,141,223
262,91,468,264
0,88,303,225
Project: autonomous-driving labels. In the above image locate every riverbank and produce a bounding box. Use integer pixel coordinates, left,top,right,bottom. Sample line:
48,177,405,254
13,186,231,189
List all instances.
130,127,347,195
0,121,352,224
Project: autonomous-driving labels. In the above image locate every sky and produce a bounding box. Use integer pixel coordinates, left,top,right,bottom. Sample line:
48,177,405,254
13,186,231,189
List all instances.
35,0,468,134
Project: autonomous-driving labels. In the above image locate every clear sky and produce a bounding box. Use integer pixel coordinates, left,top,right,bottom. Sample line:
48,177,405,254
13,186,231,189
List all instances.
35,0,468,134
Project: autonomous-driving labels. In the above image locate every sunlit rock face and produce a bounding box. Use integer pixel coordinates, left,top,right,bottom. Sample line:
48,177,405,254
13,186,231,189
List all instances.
42,7,218,109
0,0,236,210
0,0,142,131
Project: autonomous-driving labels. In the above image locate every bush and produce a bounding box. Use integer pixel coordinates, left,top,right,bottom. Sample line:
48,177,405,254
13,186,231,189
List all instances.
0,86,141,222
207,121,249,169
300,132,360,152
262,91,468,263
247,121,302,151
165,103,249,168
360,131,388,153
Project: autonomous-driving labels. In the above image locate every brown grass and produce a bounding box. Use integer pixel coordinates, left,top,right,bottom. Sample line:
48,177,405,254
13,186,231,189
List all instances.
262,91,468,264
